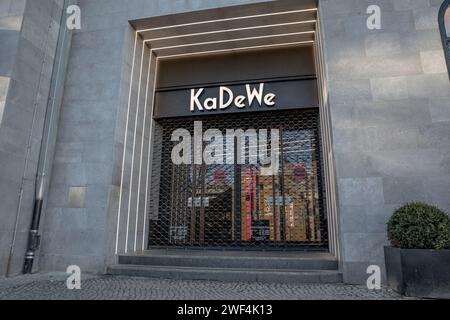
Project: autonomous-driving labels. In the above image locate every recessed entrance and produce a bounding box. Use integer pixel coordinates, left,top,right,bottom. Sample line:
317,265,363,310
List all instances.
149,109,327,250
115,0,339,259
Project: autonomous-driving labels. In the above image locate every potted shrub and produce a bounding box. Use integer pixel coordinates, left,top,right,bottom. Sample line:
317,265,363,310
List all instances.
384,202,450,299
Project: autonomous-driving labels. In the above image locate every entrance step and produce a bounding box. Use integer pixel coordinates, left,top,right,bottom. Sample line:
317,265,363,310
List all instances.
107,264,342,284
117,250,338,270
107,250,342,284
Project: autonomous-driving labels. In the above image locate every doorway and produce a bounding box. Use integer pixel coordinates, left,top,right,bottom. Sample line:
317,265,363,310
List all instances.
149,109,327,250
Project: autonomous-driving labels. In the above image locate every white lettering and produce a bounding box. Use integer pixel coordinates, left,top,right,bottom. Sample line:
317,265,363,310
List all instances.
264,93,276,106
219,86,233,110
366,265,381,290
66,5,81,30
189,83,276,112
190,88,204,112
171,129,191,165
234,95,246,109
66,265,81,290
178,304,211,318
170,123,280,175
245,83,265,107
204,97,217,110
203,129,224,165
193,121,203,165
367,5,381,30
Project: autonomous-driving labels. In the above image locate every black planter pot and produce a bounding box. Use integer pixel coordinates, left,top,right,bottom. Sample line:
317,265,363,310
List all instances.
384,246,450,299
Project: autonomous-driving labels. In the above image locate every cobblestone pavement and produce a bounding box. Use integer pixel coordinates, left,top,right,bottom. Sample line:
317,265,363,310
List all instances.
0,273,409,300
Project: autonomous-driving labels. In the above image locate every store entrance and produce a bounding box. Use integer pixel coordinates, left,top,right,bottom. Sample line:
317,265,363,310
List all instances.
149,109,328,250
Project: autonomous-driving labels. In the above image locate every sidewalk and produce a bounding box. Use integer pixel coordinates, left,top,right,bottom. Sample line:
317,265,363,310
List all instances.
0,272,410,300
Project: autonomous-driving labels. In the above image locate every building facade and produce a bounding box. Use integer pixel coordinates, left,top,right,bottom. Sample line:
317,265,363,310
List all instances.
0,0,449,284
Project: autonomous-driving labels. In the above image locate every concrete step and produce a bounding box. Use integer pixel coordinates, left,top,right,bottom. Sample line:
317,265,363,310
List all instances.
107,264,343,284
118,250,338,271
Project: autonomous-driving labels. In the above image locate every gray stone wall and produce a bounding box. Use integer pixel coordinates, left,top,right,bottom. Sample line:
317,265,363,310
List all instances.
2,0,448,285
320,0,450,283
0,0,27,278
39,0,271,274
0,0,66,277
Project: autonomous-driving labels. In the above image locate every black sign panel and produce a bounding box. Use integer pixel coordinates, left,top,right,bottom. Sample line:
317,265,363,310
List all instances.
251,220,271,241
153,79,318,119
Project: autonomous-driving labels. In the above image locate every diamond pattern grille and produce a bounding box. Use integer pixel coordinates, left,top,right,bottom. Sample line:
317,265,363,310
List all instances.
149,109,328,250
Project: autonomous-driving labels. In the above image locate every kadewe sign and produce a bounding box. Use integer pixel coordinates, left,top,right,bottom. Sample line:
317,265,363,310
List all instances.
153,79,318,119
190,83,275,112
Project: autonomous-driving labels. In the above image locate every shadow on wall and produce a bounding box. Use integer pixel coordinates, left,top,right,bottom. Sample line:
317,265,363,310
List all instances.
444,3,450,34
0,21,21,122
439,0,450,78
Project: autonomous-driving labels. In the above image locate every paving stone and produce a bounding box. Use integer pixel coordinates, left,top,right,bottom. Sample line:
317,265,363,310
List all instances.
0,272,412,300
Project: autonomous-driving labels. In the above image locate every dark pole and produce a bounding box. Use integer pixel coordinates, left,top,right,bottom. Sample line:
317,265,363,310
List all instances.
23,199,43,273
279,127,286,244
22,0,70,274
234,139,241,243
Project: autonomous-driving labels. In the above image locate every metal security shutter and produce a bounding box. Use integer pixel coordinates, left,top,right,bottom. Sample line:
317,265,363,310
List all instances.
149,109,328,250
